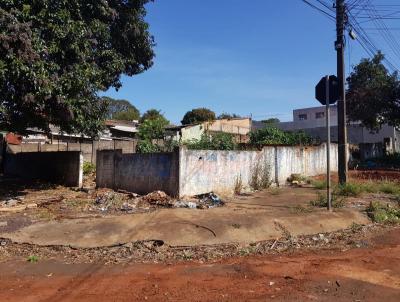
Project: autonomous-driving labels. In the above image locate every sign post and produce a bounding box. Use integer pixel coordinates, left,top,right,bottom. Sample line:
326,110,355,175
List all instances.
316,75,338,211
325,76,332,211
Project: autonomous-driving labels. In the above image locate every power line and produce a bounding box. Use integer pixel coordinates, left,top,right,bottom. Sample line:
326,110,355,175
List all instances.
346,8,400,72
301,0,336,21
346,0,400,72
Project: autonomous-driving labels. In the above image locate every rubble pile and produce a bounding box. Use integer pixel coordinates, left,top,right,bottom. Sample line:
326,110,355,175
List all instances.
174,192,225,209
140,191,174,207
91,190,225,213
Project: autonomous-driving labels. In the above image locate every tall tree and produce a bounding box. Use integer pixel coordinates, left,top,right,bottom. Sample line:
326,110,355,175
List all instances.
347,53,400,131
218,113,241,119
181,108,216,125
140,108,168,123
261,118,280,125
0,0,155,137
101,97,140,121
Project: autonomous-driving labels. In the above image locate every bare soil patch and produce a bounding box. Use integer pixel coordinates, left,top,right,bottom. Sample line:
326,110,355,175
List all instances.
0,225,398,302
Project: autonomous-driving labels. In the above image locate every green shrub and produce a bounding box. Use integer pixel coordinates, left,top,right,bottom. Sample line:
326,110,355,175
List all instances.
378,182,400,195
311,180,327,190
287,174,307,183
367,201,400,224
27,255,39,263
310,192,345,208
184,133,237,150
136,140,161,153
83,162,96,175
335,183,364,197
249,126,313,146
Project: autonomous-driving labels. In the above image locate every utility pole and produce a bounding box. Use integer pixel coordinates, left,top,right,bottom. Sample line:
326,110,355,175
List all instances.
335,0,348,184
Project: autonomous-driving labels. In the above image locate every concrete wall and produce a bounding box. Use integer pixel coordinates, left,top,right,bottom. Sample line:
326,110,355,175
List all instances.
205,118,251,135
96,149,179,197
180,124,204,142
96,144,338,197
179,148,268,197
4,151,83,187
7,139,137,164
179,144,338,196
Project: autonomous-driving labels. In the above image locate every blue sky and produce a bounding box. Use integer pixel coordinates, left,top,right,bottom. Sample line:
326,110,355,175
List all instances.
102,0,400,124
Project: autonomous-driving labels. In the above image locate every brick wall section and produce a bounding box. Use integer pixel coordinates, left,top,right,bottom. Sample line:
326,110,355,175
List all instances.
7,140,137,164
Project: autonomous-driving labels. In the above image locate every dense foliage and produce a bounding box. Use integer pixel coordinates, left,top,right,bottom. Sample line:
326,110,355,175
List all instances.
217,113,241,119
250,127,313,146
140,109,168,123
181,108,216,125
0,0,154,136
261,118,280,125
347,52,400,131
184,133,237,150
138,117,168,140
102,97,140,121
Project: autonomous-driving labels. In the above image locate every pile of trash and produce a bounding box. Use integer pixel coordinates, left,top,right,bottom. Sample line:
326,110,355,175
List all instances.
91,190,175,213
174,192,224,209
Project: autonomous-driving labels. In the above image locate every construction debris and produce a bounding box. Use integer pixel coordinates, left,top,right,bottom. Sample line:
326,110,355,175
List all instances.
174,193,225,209
141,191,173,207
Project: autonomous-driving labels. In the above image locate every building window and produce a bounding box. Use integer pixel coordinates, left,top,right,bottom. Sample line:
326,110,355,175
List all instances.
298,114,307,121
315,112,325,119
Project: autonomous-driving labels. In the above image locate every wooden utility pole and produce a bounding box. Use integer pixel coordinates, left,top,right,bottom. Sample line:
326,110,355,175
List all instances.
336,0,348,184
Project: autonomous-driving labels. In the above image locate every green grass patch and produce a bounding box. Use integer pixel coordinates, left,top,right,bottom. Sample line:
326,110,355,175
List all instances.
378,182,400,195
311,180,327,190
310,192,345,208
367,201,400,224
27,255,39,263
335,183,364,197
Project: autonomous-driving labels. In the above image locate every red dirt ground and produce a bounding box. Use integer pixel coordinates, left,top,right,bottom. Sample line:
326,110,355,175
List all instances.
0,228,399,302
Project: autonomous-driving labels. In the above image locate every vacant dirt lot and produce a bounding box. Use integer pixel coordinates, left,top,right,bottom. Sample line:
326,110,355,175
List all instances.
1,171,399,301
0,226,399,302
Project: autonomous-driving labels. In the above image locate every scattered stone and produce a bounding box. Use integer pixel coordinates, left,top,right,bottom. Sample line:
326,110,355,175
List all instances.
0,221,8,227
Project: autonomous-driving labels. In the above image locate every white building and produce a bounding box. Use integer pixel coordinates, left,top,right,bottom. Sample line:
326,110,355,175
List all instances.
271,105,399,153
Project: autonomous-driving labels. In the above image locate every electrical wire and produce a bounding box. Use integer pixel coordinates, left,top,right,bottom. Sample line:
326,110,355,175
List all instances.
346,0,400,72
301,0,336,21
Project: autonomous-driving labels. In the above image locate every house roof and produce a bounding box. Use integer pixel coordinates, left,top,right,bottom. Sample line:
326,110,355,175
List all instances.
110,125,138,133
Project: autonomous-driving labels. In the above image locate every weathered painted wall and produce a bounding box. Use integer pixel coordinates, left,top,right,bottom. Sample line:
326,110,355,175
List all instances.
274,144,338,184
4,151,83,187
96,149,179,197
178,148,273,196
178,144,338,197
96,144,338,197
